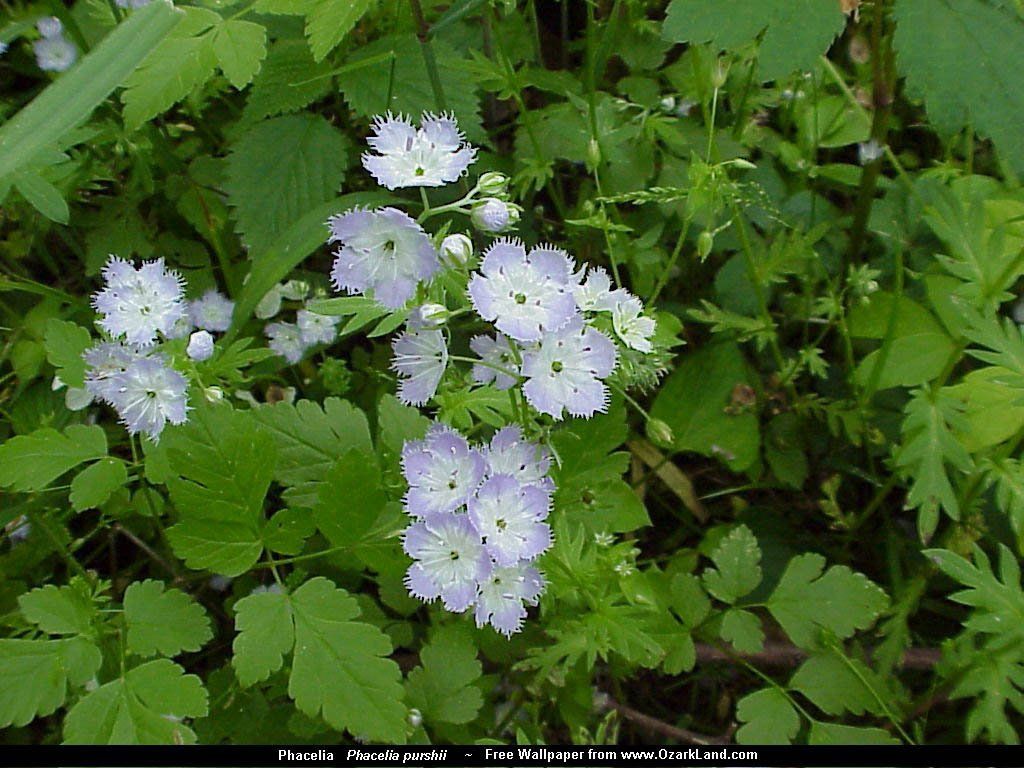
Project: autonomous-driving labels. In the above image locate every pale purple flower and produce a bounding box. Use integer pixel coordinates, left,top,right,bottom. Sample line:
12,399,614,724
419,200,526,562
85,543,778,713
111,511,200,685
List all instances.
403,515,492,612
107,356,188,440
265,321,306,364
521,319,617,420
392,328,448,406
474,563,545,637
34,35,76,72
362,112,476,190
469,333,519,390
296,309,339,346
468,474,552,567
37,17,62,38
328,207,438,310
83,341,143,405
612,296,656,353
115,0,152,7
189,290,234,333
483,426,553,492
574,266,629,313
92,257,186,347
0,42,8,56
468,239,580,343
186,330,214,362
401,425,485,519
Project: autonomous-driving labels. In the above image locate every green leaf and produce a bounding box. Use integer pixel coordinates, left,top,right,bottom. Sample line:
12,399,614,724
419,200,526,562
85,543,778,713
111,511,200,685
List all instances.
63,659,208,744
790,651,888,716
313,450,387,548
233,577,406,741
306,0,374,62
808,721,900,745
0,637,101,728
43,318,91,389
13,170,69,224
767,553,889,649
121,8,222,130
245,39,332,121
0,0,182,179
17,583,96,636
213,19,267,89
947,368,1024,452
232,588,293,688
405,626,483,726
893,0,1024,174
702,524,762,604
650,342,760,472
252,398,372,509
720,608,764,654
263,507,316,555
735,687,799,745
662,0,846,81
70,457,128,512
164,405,275,576
340,34,482,140
224,113,350,252
377,392,430,457
0,424,107,492
124,580,212,658
926,545,1024,637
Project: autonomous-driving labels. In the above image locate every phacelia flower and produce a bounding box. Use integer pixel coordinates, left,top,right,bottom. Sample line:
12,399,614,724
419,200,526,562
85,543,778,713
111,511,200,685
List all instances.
189,289,234,333
37,17,62,38
468,474,552,567
83,341,142,405
469,333,519,391
612,296,656,353
362,112,476,190
574,266,629,313
107,356,188,440
474,563,545,637
92,257,186,347
296,309,339,346
329,207,438,310
521,319,617,420
392,327,448,406
402,425,486,519
34,35,76,72
265,321,306,364
187,330,215,362
403,515,492,612
468,239,580,343
483,426,553,491
471,198,515,233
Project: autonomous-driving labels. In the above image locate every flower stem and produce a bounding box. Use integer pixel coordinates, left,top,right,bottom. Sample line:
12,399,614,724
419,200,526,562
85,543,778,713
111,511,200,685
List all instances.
408,0,447,112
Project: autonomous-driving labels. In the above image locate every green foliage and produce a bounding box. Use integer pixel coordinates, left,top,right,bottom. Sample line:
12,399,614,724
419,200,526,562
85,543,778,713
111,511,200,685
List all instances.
0,425,107,492
405,627,483,728
123,580,212,658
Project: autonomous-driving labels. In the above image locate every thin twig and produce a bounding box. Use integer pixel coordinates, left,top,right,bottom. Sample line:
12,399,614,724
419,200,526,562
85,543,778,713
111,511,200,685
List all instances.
595,693,729,745
694,641,941,671
113,524,183,584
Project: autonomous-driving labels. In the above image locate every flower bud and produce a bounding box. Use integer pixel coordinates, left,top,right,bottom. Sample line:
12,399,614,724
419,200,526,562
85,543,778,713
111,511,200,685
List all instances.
203,386,224,403
586,138,602,168
697,230,714,259
411,303,449,329
477,172,509,197
280,279,310,301
187,330,215,361
65,387,93,411
659,95,676,113
408,708,424,729
37,16,62,38
255,284,282,319
646,418,675,448
440,233,473,267
471,198,518,233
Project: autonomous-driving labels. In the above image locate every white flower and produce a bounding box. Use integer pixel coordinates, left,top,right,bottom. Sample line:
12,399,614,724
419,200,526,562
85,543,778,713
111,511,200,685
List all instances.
265,321,307,364
574,266,629,313
612,296,656,352
92,257,186,347
107,356,189,440
296,309,339,346
189,289,234,332
36,17,62,38
474,563,545,637
362,112,476,190
34,35,76,72
392,328,448,406
187,330,215,361
858,139,884,165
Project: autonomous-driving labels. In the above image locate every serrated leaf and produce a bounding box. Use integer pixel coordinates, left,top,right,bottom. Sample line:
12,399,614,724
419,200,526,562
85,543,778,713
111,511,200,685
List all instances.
120,8,222,130
720,607,764,653
313,450,386,548
246,39,331,121
252,398,372,509
0,424,106,492
224,113,349,251
790,651,887,716
306,0,374,62
405,626,483,726
63,659,208,744
767,553,889,649
213,19,267,89
70,458,128,512
702,524,762,604
0,637,101,727
263,507,316,555
124,580,212,658
808,720,900,745
232,589,293,687
43,319,91,389
662,0,846,81
735,687,799,745
893,0,1024,173
164,404,274,576
17,583,96,636
13,170,68,224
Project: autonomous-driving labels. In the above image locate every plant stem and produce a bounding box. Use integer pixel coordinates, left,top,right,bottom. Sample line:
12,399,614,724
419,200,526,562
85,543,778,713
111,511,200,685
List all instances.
408,0,447,112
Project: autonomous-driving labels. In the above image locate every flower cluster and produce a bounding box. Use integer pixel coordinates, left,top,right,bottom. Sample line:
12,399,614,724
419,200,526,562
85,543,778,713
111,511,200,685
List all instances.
361,112,476,191
79,256,236,440
33,16,76,73
401,425,551,636
255,279,340,364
